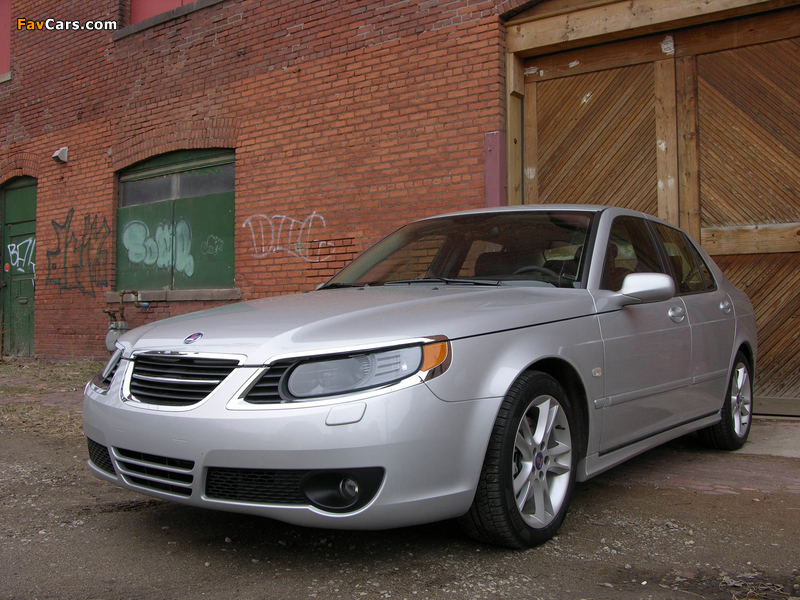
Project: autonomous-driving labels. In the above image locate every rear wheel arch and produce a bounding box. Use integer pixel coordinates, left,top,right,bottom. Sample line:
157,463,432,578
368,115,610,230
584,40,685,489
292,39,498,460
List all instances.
736,342,755,376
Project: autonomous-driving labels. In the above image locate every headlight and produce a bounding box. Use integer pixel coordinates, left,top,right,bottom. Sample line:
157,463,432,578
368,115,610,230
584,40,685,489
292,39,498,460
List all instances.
287,346,422,399
90,346,124,393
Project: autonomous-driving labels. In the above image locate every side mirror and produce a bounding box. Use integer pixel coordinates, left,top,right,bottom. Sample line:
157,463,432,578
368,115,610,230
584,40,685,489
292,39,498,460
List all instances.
596,273,675,311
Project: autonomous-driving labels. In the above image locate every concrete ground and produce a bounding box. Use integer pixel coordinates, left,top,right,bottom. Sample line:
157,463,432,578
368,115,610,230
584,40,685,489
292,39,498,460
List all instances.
1,377,798,600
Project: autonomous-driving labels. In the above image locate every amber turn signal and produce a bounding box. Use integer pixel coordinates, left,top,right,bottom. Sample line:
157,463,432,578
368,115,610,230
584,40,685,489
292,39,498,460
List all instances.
421,341,448,371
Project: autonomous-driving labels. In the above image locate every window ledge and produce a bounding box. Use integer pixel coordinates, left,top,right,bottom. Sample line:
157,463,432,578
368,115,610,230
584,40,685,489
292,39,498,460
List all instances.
113,0,228,41
105,288,241,303
0,72,11,84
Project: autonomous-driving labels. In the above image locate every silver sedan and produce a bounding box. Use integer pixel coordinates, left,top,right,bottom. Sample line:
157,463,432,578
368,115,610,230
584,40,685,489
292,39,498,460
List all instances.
83,205,756,548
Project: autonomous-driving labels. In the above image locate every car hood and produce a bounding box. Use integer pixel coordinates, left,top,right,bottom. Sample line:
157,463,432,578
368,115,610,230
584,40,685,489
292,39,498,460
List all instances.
119,286,596,363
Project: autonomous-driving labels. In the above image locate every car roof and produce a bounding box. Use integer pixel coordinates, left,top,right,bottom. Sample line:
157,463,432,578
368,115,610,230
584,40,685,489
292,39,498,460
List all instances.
420,204,679,230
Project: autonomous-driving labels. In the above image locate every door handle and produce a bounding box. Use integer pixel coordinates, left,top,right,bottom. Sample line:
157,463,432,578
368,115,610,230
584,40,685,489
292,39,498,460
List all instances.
720,299,732,314
668,306,686,323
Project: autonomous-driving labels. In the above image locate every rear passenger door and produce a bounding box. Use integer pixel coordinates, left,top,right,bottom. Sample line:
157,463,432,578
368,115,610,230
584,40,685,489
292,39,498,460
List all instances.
650,223,735,416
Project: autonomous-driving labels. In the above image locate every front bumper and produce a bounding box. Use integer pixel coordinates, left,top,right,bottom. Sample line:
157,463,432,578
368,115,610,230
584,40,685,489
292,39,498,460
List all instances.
82,364,501,530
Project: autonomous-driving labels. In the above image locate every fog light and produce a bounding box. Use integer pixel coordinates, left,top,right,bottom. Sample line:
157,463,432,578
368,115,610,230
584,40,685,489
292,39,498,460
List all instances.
339,477,359,501
300,468,384,513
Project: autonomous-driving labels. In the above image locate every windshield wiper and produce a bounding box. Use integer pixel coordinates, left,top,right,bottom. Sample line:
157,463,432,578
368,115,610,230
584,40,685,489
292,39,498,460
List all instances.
318,282,368,290
383,278,503,286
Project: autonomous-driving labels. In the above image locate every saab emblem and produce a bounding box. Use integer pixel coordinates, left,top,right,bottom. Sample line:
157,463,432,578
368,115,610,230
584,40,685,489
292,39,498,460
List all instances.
184,332,204,344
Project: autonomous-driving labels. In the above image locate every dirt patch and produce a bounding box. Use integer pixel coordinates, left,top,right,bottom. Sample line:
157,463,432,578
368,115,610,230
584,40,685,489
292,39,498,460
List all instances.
0,358,101,439
0,358,103,399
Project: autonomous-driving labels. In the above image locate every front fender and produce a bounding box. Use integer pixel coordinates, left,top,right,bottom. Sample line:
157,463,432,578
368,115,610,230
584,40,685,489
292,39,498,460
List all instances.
425,315,604,405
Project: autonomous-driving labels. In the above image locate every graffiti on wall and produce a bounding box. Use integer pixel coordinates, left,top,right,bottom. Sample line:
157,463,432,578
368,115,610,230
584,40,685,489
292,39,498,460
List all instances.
121,219,195,277
201,234,224,256
46,208,110,296
242,212,335,262
6,237,36,274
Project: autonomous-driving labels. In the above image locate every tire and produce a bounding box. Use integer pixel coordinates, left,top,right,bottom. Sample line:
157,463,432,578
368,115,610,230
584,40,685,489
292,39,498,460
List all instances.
459,371,578,548
698,351,753,451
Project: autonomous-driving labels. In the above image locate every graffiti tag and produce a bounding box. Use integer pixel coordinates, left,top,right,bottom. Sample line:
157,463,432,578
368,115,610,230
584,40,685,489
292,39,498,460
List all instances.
122,219,195,277
7,237,36,274
201,235,224,256
242,212,335,262
46,208,110,296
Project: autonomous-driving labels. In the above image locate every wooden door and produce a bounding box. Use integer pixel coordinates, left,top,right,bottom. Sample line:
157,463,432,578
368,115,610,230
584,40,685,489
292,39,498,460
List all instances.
693,31,800,414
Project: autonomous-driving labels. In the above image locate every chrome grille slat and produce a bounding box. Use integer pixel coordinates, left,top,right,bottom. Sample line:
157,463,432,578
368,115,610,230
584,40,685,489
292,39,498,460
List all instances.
112,446,195,498
128,354,239,406
117,462,194,485
132,374,223,385
242,363,293,404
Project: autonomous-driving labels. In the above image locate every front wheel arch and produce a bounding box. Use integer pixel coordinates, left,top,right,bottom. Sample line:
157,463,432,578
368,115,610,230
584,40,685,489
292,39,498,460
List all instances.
522,358,588,460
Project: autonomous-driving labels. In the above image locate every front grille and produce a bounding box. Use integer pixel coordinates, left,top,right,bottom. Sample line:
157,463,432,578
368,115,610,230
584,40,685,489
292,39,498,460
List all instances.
205,467,307,504
242,363,293,404
129,354,239,406
114,447,195,498
87,438,116,475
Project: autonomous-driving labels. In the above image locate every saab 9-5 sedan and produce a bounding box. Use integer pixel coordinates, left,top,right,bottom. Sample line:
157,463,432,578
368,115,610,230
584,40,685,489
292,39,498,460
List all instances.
84,205,756,548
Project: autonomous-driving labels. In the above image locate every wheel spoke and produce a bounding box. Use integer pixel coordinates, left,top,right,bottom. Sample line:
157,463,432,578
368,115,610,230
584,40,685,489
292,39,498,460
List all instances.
532,398,558,447
513,461,534,496
549,461,570,477
548,440,571,458
527,477,551,526
731,364,752,437
518,416,535,449
736,366,748,395
530,398,550,446
516,431,533,459
516,478,532,512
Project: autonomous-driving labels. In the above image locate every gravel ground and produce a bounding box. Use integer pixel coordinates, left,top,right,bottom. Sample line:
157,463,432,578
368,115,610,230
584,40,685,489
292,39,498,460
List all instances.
1,360,799,600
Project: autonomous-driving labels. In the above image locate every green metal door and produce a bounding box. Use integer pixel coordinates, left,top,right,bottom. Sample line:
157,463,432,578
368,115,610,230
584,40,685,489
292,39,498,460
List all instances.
1,177,37,357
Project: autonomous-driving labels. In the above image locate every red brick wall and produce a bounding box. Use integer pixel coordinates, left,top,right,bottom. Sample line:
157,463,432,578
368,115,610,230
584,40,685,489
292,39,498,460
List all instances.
1,0,531,360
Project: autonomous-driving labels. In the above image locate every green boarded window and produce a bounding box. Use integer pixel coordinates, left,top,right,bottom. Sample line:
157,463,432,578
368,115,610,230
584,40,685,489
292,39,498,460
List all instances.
117,150,234,291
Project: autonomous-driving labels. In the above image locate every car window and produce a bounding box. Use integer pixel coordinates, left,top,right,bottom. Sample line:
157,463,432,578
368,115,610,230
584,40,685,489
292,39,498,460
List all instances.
687,239,717,291
652,223,709,294
601,216,664,292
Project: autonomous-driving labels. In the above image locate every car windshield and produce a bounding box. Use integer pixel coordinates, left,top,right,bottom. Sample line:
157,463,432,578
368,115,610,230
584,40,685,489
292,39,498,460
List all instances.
325,210,596,289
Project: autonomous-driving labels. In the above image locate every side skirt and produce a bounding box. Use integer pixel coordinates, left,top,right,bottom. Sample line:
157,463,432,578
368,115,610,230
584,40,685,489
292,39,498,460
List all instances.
576,412,721,482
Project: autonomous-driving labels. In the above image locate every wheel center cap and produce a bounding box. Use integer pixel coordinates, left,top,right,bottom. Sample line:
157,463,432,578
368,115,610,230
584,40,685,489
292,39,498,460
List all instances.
534,452,545,471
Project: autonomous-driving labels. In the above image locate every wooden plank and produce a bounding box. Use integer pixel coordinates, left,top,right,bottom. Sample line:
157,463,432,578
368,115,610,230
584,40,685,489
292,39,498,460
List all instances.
507,53,525,99
654,59,680,226
675,4,800,56
675,56,701,239
507,0,621,25
524,33,675,83
507,95,524,205
754,397,800,416
523,82,539,203
701,223,800,255
506,0,795,56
